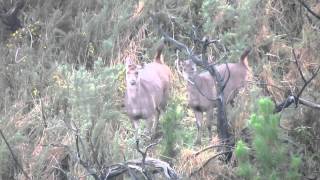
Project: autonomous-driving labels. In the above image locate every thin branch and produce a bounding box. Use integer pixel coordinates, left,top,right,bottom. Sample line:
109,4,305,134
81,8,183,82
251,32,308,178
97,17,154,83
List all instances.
220,63,231,94
0,129,30,180
154,18,202,66
136,139,161,167
274,95,297,113
52,166,71,179
192,78,219,101
274,47,320,112
103,158,179,179
155,14,231,146
292,49,306,83
297,0,320,20
298,97,320,109
75,134,99,180
193,144,234,156
189,151,232,177
296,65,320,99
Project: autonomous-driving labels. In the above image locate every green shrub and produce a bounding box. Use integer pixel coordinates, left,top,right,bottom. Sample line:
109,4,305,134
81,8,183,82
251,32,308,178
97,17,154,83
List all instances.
235,98,301,180
55,58,126,152
160,99,184,160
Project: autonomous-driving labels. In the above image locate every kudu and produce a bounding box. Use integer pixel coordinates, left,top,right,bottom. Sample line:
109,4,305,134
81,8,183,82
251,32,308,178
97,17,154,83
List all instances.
125,44,172,139
182,48,251,145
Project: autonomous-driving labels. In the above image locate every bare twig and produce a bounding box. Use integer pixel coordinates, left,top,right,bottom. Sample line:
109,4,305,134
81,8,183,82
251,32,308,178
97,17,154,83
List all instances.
189,151,232,177
154,15,232,160
193,144,234,156
75,134,99,180
274,48,320,113
297,65,320,100
274,95,297,113
292,48,320,101
136,139,161,167
220,63,231,94
52,166,70,179
298,97,320,109
0,129,30,180
192,77,219,101
297,0,320,20
292,49,306,83
102,158,179,180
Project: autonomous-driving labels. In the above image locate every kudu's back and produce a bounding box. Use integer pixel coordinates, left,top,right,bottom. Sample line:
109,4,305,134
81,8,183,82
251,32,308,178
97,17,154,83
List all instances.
216,48,251,104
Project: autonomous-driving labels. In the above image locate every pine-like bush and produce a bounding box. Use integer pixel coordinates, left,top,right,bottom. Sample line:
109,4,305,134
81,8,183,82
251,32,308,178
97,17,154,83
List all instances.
160,99,184,161
235,98,301,179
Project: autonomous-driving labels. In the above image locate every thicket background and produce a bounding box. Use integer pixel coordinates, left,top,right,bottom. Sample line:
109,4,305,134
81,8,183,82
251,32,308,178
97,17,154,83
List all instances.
0,0,319,179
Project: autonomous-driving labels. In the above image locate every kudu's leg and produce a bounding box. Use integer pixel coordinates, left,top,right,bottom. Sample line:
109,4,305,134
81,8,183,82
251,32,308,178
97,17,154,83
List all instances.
206,109,214,143
151,109,161,140
131,119,140,140
194,110,203,145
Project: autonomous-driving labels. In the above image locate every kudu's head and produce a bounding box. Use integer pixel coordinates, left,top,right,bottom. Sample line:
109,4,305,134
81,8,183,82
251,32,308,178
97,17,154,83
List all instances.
182,59,197,81
125,58,141,87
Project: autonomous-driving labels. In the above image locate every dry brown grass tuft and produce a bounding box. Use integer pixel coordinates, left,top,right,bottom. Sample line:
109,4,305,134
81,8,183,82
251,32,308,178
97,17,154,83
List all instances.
176,147,215,177
175,145,237,179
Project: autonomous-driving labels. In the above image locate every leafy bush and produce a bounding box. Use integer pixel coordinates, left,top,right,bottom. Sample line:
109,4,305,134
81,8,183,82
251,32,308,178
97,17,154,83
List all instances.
53,58,128,162
202,0,260,59
235,98,301,179
160,98,184,160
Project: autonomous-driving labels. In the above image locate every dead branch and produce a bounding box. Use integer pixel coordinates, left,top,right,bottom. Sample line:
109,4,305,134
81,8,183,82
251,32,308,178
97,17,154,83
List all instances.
189,151,232,177
154,16,231,144
0,129,30,180
102,158,179,179
69,119,177,180
292,49,306,83
136,139,161,167
296,65,320,100
274,95,297,113
193,144,234,157
274,48,320,113
297,0,320,20
201,38,232,144
75,134,100,180
298,97,320,109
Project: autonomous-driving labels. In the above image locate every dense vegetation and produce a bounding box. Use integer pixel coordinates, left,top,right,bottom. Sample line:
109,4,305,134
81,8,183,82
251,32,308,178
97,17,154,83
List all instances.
0,0,319,179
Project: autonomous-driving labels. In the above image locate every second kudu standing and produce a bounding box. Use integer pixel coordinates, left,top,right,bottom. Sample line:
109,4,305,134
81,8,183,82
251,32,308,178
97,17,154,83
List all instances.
182,48,251,145
125,44,172,139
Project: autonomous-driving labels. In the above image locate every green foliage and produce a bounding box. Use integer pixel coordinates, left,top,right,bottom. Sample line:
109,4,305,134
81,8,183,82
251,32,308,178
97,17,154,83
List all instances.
236,98,301,180
202,0,261,59
160,98,184,159
54,58,128,163
235,140,254,178
0,0,318,179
